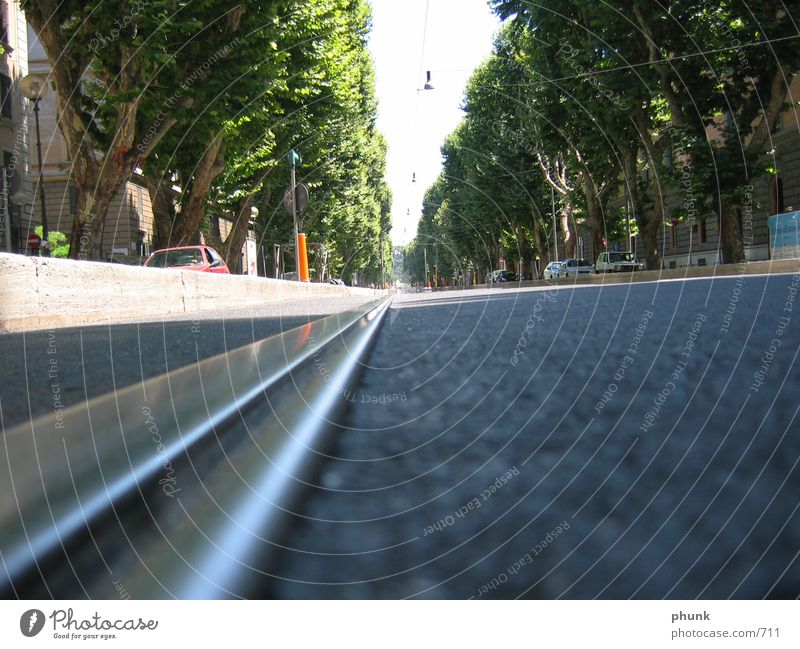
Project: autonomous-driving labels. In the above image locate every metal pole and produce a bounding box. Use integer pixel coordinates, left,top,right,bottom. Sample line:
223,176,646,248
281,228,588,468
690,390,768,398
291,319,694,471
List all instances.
2,169,10,252
260,244,266,278
551,185,558,263
688,219,694,268
379,236,386,288
290,164,300,281
627,198,632,253
33,99,49,256
625,199,632,252
423,246,429,288
434,242,439,287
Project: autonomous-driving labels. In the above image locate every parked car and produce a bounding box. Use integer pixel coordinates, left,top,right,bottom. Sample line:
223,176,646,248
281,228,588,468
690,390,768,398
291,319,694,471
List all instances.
558,258,594,277
487,270,518,284
543,261,562,280
144,245,230,274
595,251,645,273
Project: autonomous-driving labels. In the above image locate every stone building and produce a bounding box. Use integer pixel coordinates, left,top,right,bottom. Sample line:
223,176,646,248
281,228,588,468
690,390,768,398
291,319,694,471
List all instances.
608,75,800,269
0,0,31,253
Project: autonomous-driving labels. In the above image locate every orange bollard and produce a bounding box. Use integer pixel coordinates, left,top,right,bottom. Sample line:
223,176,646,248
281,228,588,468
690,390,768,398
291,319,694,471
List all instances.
297,233,310,282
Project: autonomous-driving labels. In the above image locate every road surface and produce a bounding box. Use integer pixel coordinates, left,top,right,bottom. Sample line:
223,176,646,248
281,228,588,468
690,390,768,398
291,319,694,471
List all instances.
268,274,800,598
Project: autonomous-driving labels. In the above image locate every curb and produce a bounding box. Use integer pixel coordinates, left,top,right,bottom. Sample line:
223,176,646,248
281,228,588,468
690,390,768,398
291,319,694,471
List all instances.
0,253,384,332
487,259,800,290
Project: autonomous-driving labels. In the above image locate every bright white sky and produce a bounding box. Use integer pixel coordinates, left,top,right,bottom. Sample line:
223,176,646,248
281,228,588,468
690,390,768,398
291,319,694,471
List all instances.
368,0,501,246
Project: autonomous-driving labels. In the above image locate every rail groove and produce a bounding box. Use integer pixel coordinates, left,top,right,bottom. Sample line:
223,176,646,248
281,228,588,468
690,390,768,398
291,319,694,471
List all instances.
0,297,392,598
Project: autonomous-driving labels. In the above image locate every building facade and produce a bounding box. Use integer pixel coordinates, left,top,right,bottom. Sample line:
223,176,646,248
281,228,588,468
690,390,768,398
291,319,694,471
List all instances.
0,0,32,253
610,76,800,269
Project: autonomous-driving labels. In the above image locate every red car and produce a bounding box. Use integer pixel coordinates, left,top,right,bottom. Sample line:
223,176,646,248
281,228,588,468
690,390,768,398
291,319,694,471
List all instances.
144,245,230,274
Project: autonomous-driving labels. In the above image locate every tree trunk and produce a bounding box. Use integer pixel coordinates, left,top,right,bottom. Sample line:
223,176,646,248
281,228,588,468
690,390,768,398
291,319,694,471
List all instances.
719,201,745,263
581,171,604,263
143,173,178,249
531,211,548,275
219,196,255,273
561,203,576,258
626,114,665,270
69,159,132,259
515,224,529,277
642,198,663,270
171,136,226,246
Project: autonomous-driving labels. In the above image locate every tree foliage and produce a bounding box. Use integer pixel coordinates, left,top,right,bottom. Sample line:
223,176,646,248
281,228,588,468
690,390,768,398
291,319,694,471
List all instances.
411,1,800,272
24,0,390,281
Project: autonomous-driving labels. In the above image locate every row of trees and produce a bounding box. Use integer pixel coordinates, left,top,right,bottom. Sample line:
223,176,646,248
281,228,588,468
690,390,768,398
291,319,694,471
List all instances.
406,0,798,283
24,0,391,280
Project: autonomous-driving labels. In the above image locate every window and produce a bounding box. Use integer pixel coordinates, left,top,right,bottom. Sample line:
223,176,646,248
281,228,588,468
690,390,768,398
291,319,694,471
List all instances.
69,185,78,215
0,1,8,46
2,149,17,194
772,113,783,134
0,73,12,119
696,219,707,244
697,258,707,267
724,110,734,131
771,176,785,214
669,260,677,269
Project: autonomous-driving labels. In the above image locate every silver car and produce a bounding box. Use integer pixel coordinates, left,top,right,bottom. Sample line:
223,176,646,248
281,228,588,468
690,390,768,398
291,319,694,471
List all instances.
543,261,562,279
558,258,594,277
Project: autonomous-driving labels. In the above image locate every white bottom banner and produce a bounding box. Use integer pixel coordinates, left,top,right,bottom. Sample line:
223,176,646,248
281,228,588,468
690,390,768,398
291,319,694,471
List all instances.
0,601,797,648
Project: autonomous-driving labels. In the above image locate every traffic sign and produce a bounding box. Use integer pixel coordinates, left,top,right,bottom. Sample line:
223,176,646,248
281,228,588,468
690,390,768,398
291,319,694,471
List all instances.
27,233,41,249
283,183,309,215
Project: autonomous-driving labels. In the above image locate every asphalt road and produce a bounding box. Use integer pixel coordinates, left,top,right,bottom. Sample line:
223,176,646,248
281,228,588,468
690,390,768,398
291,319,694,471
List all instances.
0,294,380,430
266,274,800,599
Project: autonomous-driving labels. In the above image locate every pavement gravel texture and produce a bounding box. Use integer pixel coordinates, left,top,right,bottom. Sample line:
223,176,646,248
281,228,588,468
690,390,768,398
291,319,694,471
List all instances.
266,274,800,599
0,295,381,429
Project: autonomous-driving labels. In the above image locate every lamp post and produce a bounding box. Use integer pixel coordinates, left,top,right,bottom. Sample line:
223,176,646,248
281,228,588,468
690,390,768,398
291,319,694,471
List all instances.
20,73,49,256
285,149,302,280
246,206,258,276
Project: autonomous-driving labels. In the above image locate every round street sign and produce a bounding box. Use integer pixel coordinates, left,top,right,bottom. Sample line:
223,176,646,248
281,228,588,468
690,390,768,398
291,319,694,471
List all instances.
27,233,41,249
283,183,310,215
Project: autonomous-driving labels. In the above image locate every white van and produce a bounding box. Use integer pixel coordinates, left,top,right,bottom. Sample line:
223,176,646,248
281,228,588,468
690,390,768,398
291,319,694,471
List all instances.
595,251,645,273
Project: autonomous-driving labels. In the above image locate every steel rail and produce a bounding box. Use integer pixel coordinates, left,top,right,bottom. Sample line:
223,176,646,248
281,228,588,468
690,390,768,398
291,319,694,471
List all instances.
0,296,392,598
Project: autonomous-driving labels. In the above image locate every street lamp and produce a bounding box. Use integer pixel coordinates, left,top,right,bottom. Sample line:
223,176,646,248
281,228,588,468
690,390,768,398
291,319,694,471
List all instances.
285,149,302,280
20,73,49,256
245,206,258,276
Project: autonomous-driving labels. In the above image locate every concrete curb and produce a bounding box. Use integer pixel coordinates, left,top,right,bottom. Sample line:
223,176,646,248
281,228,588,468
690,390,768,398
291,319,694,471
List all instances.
0,253,384,333
488,259,800,290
